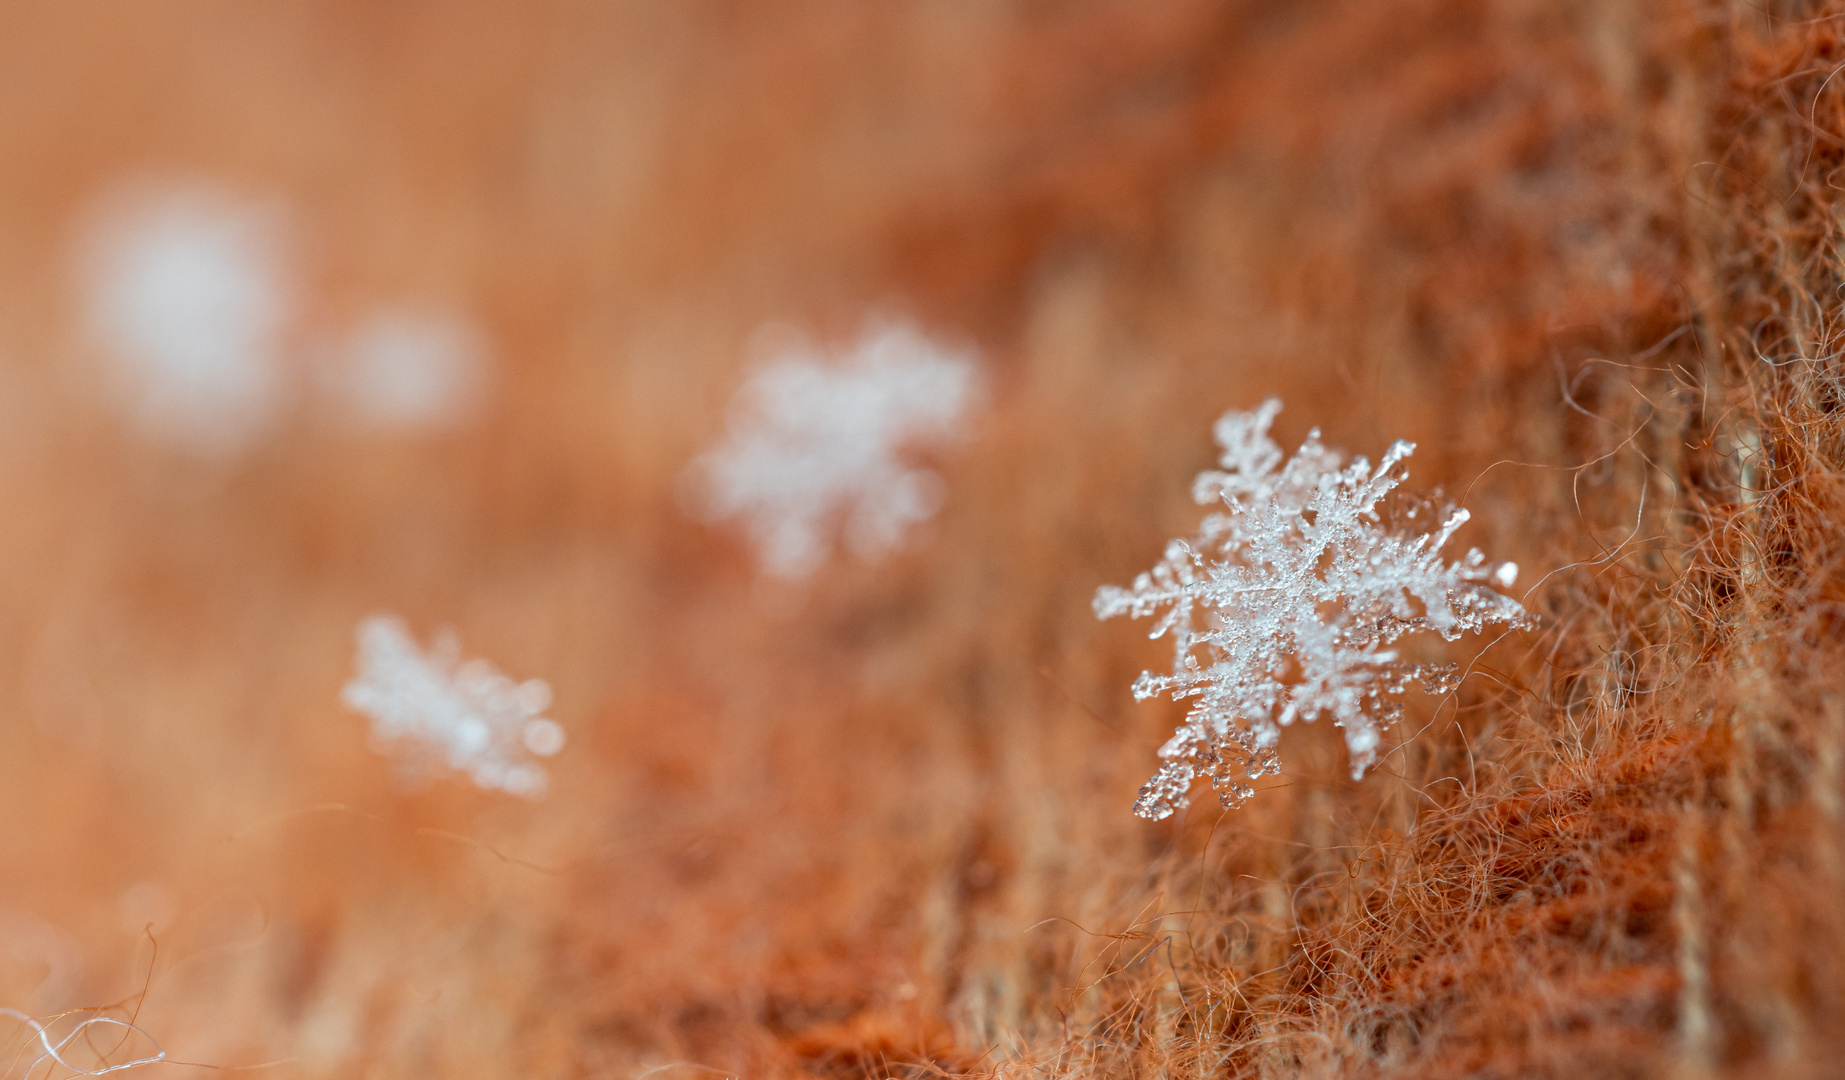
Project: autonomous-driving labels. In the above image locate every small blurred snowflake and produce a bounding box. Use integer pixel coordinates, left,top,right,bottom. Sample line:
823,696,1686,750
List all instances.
78,180,292,456
1095,399,1532,820
341,615,565,798
687,320,982,580
321,306,490,430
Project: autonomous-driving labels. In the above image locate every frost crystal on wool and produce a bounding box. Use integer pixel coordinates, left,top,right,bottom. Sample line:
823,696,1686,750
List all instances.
1095,400,1532,820
689,321,980,579
80,181,292,456
341,616,565,798
324,306,490,430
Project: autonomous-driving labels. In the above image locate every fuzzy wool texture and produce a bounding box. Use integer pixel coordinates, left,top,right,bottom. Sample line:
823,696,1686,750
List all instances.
0,3,1840,1080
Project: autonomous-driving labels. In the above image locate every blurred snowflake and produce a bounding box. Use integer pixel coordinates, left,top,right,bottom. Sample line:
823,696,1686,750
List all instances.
341,615,565,798
78,180,292,456
1095,399,1532,820
0,911,81,1012
321,306,489,430
687,319,982,579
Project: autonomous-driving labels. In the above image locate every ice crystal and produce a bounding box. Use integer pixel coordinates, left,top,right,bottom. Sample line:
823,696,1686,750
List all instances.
340,615,565,798
322,306,489,429
1094,399,1532,820
78,180,292,456
687,320,981,580
0,911,81,1010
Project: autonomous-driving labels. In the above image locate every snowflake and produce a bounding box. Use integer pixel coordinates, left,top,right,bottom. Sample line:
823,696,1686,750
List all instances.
321,306,490,430
340,615,565,798
77,180,293,456
1094,399,1532,820
687,319,981,579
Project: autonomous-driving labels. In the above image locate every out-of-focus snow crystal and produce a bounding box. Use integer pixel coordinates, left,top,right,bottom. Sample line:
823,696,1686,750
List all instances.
322,307,489,429
0,910,82,1010
340,615,564,798
1095,399,1532,820
688,320,982,579
78,181,293,456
